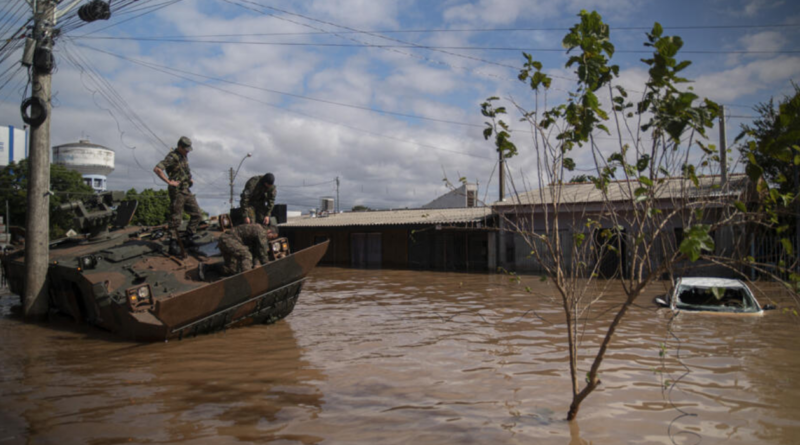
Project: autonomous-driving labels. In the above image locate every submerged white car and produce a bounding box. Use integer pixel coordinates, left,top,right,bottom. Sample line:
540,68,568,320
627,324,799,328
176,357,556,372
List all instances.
656,277,769,314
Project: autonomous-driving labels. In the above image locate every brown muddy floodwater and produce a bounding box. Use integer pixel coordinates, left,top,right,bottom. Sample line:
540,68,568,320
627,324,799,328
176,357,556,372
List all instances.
1,268,799,445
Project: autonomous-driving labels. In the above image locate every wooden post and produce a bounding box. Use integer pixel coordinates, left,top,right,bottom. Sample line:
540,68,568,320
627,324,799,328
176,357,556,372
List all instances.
229,167,234,208
499,151,505,201
23,0,56,320
719,105,727,187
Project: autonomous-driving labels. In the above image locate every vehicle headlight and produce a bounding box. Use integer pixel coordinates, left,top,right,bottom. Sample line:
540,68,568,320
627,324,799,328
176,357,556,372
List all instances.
126,284,153,312
272,242,280,252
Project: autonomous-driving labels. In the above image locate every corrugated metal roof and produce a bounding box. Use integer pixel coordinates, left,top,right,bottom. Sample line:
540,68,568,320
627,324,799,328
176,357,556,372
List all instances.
280,207,492,228
495,174,749,206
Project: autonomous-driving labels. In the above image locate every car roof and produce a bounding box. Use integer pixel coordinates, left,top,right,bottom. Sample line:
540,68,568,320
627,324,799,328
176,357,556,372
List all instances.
677,277,746,288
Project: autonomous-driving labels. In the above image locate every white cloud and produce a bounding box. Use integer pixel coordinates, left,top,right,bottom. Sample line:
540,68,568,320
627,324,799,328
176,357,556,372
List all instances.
742,0,784,17
306,0,407,29
693,56,800,102
739,31,788,53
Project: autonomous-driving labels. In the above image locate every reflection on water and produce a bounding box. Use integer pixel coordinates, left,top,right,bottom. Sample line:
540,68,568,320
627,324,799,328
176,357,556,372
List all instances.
1,267,798,444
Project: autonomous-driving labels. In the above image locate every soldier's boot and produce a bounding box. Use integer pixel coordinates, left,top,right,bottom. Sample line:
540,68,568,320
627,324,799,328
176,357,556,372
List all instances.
170,230,187,258
181,232,197,248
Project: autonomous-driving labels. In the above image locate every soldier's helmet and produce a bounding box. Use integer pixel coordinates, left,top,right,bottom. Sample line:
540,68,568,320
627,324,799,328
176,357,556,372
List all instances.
264,173,275,185
178,136,193,152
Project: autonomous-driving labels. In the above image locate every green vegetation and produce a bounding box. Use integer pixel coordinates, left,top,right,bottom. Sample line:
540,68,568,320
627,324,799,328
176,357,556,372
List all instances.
0,159,94,239
124,188,171,226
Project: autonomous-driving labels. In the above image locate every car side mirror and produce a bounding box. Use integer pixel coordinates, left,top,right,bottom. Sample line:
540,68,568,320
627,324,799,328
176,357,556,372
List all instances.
655,297,669,308
762,304,776,311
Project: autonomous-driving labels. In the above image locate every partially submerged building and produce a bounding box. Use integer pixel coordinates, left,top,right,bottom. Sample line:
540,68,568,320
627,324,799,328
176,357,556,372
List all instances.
493,174,753,277
280,207,495,271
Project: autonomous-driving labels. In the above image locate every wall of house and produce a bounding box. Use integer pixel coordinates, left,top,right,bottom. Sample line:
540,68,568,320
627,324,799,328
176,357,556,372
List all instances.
498,207,745,278
284,226,490,271
408,229,489,271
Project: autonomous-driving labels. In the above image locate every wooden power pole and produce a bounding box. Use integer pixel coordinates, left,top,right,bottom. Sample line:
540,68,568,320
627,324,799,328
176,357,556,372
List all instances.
498,151,505,201
23,0,57,320
719,105,728,187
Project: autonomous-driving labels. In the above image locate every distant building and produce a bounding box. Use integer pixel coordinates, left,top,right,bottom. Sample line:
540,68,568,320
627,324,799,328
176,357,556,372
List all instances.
493,175,753,278
52,139,115,191
0,125,28,167
281,207,495,271
422,183,478,209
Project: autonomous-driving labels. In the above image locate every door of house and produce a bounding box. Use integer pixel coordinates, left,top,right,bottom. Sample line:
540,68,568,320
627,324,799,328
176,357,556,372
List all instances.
351,232,382,268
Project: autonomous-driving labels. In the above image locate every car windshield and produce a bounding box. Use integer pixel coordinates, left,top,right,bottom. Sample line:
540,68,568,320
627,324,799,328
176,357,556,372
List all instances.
675,285,758,312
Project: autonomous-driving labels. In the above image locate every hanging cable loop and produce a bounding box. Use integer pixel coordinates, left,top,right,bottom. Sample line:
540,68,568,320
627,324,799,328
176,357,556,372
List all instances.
21,96,48,127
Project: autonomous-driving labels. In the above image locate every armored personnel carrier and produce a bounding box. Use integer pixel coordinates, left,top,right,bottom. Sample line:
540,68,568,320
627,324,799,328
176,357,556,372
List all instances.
1,191,328,341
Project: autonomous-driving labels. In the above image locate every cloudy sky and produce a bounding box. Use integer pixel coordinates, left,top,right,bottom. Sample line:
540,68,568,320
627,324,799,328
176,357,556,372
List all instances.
0,0,798,216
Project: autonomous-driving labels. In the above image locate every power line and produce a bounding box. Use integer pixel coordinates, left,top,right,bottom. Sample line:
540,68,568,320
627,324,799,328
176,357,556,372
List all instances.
65,39,490,130
75,43,495,161
72,35,800,55
70,43,683,146
101,23,800,38
59,0,186,36
224,0,528,83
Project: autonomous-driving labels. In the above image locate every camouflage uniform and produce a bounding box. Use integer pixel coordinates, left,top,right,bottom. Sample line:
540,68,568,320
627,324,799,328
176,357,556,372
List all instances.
218,224,271,275
240,175,277,225
156,149,202,234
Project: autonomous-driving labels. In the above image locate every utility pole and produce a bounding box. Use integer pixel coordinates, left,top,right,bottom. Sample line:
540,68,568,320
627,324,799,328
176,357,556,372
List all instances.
719,105,728,187
23,0,57,320
229,167,234,208
21,0,85,319
335,176,340,213
499,151,505,201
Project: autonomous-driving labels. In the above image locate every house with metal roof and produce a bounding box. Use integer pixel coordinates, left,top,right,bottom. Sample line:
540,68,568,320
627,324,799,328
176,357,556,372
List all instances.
280,207,496,270
492,174,754,276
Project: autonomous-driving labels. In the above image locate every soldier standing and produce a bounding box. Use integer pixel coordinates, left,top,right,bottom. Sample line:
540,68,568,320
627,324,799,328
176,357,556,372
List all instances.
241,173,276,225
217,223,275,275
153,136,203,240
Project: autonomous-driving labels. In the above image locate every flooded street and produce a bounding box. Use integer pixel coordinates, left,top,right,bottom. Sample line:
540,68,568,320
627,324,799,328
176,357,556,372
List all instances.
1,267,798,444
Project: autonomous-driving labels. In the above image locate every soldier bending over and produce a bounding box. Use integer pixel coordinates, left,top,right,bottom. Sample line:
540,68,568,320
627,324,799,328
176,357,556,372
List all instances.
218,223,275,276
241,173,276,225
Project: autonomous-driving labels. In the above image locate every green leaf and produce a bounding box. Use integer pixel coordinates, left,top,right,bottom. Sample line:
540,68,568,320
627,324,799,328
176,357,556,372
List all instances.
781,238,794,255
734,201,747,213
679,225,715,262
639,176,654,187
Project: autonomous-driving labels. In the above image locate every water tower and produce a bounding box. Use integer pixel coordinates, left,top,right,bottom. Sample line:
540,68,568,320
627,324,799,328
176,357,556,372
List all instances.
52,139,115,191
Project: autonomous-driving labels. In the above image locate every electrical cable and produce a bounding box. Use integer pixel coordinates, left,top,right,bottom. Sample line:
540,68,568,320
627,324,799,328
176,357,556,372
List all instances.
224,0,526,84
111,22,800,38
67,43,678,145
60,43,170,156
72,35,800,54
75,42,495,160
